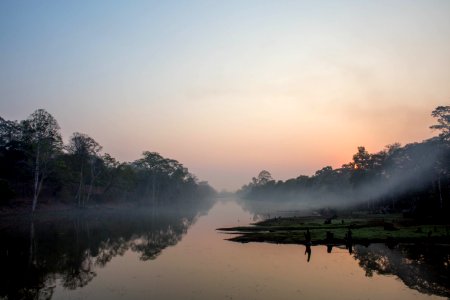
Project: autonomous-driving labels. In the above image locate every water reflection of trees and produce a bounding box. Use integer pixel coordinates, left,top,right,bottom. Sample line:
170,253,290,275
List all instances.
237,198,450,298
353,244,450,298
0,199,214,299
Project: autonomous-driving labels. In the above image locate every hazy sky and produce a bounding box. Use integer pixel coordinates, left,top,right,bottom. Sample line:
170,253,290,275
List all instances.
1,1,449,190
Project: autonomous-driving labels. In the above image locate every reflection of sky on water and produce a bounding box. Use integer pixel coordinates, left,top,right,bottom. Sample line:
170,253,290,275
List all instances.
52,199,446,300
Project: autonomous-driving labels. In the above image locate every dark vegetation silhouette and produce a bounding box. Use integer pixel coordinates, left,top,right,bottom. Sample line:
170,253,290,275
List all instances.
0,109,216,212
238,106,450,218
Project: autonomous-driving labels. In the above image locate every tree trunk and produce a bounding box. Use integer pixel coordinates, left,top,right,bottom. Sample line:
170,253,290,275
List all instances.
86,184,93,206
152,174,156,205
438,176,443,209
76,162,84,208
28,220,35,266
86,174,94,206
86,160,98,206
37,175,45,203
32,144,40,212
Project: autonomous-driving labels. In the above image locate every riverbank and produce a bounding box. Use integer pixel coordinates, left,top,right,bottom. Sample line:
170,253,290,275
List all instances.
218,213,450,246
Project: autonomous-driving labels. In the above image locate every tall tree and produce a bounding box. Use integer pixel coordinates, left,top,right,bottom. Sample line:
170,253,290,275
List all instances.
134,151,166,203
430,106,450,208
67,133,102,207
0,117,22,148
430,106,450,141
352,146,372,170
253,170,273,186
0,117,25,201
22,109,62,212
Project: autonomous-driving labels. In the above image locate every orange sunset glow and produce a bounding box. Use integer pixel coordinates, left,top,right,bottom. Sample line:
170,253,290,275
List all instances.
1,2,450,300
1,1,449,190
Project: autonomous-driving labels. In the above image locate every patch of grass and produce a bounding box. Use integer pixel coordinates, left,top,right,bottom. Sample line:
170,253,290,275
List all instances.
218,214,450,246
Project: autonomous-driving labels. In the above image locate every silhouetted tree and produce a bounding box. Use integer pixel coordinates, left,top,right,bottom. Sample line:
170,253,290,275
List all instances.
430,106,450,141
253,170,273,186
67,133,102,207
21,109,63,212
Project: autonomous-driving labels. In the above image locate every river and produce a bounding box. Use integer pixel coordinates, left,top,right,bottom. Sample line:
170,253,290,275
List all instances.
0,197,448,299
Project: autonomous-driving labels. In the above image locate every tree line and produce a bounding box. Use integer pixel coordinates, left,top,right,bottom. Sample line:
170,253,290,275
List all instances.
0,109,215,211
238,106,450,217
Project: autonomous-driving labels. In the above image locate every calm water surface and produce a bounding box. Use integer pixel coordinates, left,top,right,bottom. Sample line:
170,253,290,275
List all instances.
1,198,448,299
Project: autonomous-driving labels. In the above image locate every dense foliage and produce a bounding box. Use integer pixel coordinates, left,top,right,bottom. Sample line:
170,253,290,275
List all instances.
239,106,450,216
0,110,215,211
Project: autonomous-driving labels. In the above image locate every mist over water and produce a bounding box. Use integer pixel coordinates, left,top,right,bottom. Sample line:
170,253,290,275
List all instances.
1,198,447,299
238,138,449,212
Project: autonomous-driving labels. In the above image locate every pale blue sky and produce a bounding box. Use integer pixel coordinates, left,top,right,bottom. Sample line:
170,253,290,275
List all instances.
1,1,449,190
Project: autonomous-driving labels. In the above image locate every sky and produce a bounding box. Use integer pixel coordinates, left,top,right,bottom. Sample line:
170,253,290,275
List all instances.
1,1,449,191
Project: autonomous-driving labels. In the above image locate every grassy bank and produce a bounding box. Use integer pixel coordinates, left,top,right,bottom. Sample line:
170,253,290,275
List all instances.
218,213,450,245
